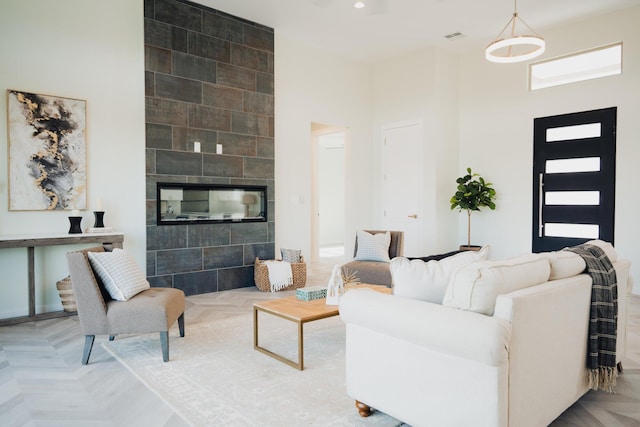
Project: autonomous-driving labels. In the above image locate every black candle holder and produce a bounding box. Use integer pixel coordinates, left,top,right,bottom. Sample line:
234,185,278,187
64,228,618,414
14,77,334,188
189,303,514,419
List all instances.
68,216,82,234
93,211,105,228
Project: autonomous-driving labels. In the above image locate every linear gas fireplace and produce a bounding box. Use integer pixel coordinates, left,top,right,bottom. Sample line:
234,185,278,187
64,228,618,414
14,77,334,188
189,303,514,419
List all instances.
157,182,267,225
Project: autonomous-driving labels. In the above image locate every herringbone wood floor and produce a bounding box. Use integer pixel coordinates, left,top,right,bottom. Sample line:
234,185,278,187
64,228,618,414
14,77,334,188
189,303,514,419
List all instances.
1,257,638,426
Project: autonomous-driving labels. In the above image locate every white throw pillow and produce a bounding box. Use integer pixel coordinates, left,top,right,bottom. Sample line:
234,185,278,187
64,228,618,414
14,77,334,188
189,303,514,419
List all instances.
391,246,490,303
443,254,551,316
540,251,586,280
88,248,150,301
354,230,391,262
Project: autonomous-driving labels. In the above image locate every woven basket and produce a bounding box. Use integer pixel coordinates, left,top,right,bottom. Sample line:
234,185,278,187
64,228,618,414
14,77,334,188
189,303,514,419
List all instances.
56,276,77,313
254,257,307,292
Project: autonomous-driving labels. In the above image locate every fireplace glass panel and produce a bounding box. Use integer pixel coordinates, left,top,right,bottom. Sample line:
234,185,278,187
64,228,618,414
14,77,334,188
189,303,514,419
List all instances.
157,183,266,224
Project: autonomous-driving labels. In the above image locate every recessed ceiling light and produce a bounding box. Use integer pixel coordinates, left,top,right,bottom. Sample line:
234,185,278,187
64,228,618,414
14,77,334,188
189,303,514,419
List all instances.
354,1,365,9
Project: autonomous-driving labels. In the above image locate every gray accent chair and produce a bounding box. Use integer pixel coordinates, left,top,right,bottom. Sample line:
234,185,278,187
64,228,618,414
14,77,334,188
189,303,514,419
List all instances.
66,246,185,364
341,230,404,287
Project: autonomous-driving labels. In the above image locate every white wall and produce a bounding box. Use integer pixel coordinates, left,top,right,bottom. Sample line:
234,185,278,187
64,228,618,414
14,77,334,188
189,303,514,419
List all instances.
371,47,460,255
274,35,373,260
458,5,640,293
0,0,146,316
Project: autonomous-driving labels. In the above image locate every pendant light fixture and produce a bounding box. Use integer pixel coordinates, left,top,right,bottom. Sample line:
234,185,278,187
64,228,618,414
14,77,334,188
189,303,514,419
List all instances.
486,0,545,63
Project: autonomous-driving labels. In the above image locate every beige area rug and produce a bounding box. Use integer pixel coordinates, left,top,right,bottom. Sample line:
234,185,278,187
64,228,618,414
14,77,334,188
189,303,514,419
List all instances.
102,312,404,427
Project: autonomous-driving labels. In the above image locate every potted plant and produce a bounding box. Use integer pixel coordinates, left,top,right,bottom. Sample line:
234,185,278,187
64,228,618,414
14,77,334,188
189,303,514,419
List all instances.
450,167,497,250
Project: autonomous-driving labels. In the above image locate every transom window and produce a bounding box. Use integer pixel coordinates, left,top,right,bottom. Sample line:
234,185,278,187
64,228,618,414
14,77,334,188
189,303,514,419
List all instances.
529,43,622,91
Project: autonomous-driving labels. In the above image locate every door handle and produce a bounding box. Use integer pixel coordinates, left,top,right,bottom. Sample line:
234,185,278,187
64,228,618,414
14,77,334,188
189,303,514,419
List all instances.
408,214,417,219
538,173,544,237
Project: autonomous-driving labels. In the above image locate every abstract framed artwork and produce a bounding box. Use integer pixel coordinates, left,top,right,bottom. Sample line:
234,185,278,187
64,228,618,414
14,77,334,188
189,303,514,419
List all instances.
7,90,87,211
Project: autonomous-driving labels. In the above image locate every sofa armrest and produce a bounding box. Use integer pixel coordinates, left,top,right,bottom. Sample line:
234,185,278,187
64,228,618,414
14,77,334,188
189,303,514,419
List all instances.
339,289,511,366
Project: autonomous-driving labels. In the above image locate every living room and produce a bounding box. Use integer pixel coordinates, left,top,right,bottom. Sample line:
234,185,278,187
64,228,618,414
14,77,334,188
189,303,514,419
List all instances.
0,0,639,425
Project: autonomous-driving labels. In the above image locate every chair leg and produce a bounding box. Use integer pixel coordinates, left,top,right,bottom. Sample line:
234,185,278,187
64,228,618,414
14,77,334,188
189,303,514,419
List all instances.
160,331,169,362
82,335,95,365
108,335,115,341
178,313,185,337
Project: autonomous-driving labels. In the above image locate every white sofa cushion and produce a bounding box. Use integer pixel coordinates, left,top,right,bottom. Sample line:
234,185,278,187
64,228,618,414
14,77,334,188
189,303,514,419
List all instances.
540,251,586,280
391,246,490,303
443,254,551,315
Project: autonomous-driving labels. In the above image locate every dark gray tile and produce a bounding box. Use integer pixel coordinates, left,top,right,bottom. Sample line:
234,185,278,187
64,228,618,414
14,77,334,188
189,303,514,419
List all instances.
144,18,188,52
187,223,230,247
202,84,243,111
231,44,270,72
146,250,156,276
146,97,189,127
231,111,259,135
145,45,172,73
244,243,276,265
244,92,273,116
155,74,202,104
146,200,157,225
189,104,231,132
146,123,173,149
244,157,274,179
230,222,268,244
156,248,202,275
203,245,244,269
256,72,273,95
202,11,244,43
173,127,217,152
217,266,254,291
202,154,243,178
256,137,274,159
156,150,203,176
147,224,188,250
146,148,156,175
188,32,230,63
154,0,202,32
173,270,217,296
243,24,274,53
145,71,155,97
148,274,173,288
217,133,256,156
146,174,186,200
217,63,256,91
172,51,217,84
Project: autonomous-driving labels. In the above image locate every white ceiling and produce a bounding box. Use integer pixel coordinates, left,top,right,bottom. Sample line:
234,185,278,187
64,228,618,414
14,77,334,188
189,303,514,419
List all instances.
194,0,640,63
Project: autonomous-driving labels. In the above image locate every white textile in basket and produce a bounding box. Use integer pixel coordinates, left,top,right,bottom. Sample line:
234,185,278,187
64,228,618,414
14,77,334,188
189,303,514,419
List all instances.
263,260,293,292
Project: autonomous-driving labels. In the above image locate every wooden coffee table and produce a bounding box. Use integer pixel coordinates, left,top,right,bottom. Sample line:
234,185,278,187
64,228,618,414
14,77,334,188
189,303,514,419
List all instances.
253,284,391,370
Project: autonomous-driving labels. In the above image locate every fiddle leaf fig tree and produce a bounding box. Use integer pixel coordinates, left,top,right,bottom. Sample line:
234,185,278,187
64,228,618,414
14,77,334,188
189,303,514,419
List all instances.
450,167,497,248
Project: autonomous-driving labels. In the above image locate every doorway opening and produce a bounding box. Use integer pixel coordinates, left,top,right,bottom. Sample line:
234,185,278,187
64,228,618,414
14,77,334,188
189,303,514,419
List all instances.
311,123,347,262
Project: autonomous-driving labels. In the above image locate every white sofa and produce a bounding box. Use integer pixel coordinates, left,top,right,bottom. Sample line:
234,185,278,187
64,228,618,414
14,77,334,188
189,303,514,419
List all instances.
339,242,631,427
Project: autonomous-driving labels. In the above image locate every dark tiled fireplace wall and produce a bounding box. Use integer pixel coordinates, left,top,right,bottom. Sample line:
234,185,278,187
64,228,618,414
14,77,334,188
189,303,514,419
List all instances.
144,0,275,295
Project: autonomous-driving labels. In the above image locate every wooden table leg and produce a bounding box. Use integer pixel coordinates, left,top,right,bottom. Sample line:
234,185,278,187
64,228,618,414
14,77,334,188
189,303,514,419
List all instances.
298,320,304,370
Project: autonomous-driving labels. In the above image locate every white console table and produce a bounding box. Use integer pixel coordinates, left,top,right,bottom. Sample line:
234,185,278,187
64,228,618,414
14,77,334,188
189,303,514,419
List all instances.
0,232,124,326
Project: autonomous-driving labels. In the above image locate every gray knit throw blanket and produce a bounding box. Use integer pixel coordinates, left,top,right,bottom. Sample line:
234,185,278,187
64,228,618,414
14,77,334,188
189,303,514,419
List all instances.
565,243,618,393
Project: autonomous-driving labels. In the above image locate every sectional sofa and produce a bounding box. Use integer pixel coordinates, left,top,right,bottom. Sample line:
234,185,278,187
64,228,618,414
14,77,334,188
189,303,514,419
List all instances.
339,241,631,427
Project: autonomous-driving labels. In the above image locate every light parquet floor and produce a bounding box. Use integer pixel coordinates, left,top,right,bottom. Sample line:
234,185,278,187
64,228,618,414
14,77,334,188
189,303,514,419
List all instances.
0,257,638,426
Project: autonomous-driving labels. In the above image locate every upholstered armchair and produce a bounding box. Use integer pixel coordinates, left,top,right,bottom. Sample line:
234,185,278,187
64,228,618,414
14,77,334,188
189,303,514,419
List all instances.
341,230,404,287
66,246,185,364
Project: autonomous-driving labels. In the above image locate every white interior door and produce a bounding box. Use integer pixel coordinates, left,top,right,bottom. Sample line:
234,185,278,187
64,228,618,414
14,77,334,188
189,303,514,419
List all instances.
381,121,423,257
